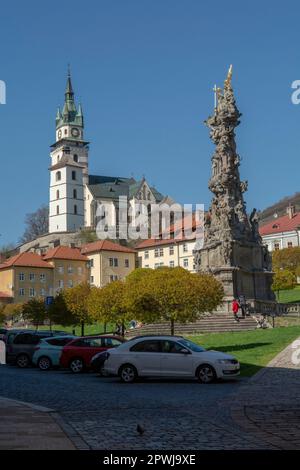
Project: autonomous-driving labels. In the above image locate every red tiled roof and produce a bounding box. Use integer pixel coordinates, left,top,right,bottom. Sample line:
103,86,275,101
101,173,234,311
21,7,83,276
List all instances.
259,213,300,236
0,291,12,298
0,252,53,269
43,246,88,261
136,237,195,249
81,240,136,255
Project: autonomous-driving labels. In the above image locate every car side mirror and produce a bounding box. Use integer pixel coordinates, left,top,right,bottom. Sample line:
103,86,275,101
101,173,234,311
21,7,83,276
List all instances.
180,348,191,355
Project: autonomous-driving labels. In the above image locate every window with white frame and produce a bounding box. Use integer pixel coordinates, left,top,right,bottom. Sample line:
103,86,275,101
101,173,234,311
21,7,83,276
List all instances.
40,288,46,297
29,288,35,297
114,258,118,267
169,246,174,255
169,261,175,268
183,258,189,268
78,266,83,275
159,248,164,257
58,280,64,289
125,259,129,268
58,266,64,274
68,266,73,274
68,279,73,288
19,288,25,296
183,243,188,253
40,274,46,283
29,273,35,282
19,273,25,281
110,275,118,282
154,248,159,258
144,251,149,259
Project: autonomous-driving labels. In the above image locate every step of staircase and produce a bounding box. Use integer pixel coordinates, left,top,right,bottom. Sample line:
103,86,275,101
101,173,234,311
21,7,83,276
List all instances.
126,312,258,337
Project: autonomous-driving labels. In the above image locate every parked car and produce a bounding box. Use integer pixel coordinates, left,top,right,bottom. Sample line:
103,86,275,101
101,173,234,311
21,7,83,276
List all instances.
60,335,125,373
91,350,111,374
32,335,76,370
101,335,240,383
6,330,70,368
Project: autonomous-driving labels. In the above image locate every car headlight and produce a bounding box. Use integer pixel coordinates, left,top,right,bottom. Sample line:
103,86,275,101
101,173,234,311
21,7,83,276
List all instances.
218,359,238,365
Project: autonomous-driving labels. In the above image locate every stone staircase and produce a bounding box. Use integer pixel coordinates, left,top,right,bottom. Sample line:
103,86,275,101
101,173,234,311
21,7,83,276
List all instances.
126,312,258,338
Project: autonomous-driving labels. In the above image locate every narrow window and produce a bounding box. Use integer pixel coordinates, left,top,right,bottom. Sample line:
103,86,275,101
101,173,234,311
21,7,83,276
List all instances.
56,171,61,182
74,205,77,215
73,189,77,199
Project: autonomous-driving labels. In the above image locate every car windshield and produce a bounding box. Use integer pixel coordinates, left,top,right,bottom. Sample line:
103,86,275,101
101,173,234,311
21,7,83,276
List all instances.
178,339,205,352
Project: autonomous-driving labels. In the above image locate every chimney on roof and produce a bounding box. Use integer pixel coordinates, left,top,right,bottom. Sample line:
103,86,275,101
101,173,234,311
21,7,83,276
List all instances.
287,204,296,219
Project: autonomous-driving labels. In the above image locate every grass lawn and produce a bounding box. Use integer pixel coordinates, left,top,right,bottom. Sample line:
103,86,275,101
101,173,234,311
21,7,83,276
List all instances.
188,326,300,377
38,322,116,336
276,285,300,303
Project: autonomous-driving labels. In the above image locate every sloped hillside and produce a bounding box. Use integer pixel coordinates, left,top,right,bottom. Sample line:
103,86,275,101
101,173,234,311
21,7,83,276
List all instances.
259,192,300,225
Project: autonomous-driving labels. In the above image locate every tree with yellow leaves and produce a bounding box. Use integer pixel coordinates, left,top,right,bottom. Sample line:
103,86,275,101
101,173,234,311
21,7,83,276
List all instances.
63,282,92,336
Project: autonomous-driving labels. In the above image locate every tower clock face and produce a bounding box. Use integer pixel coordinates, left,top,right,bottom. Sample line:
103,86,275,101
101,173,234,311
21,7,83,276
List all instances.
71,127,80,138
58,129,62,139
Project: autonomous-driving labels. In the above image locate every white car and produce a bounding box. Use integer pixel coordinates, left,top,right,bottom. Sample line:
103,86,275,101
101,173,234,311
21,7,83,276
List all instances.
102,335,240,383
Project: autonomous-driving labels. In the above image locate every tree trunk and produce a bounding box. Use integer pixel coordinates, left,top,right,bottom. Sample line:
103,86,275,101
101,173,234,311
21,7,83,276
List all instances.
170,318,175,336
81,321,85,336
104,322,107,334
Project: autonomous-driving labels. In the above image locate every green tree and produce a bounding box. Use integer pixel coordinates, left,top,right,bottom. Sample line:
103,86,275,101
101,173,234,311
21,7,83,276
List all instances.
3,303,23,325
272,269,297,301
47,293,76,328
87,281,130,335
63,282,92,336
126,267,224,335
22,298,47,329
272,247,300,277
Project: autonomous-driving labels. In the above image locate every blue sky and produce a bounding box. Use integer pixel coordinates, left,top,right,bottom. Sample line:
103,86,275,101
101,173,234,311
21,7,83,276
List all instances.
0,0,300,246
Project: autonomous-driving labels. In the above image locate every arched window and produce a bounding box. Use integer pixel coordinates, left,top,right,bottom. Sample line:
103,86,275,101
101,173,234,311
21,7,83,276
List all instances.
73,189,77,199
56,205,60,215
56,171,61,182
56,190,60,199
73,154,78,162
74,205,77,215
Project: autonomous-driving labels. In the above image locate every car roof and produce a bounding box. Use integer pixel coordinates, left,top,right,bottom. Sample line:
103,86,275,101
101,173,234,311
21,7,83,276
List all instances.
128,335,184,341
72,335,123,340
42,335,75,341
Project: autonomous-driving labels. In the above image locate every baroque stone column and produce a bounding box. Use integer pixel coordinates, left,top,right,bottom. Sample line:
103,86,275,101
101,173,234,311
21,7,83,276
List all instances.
195,66,275,307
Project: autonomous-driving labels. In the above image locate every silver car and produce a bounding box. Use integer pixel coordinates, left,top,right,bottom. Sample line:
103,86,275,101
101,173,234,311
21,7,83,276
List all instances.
102,335,240,383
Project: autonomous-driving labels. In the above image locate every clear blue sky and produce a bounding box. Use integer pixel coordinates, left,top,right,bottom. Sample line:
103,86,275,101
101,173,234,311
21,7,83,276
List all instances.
1,0,300,246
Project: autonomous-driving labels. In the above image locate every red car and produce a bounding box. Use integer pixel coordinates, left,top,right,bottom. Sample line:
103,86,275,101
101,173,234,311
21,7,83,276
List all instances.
60,335,125,373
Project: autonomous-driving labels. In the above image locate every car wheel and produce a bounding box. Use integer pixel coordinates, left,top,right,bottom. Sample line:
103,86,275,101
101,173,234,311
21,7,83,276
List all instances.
38,356,52,371
16,354,30,368
196,364,216,384
69,358,84,374
119,364,138,383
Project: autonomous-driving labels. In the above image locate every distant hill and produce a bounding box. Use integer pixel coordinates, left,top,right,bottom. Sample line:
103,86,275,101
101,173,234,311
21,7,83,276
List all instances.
259,192,300,225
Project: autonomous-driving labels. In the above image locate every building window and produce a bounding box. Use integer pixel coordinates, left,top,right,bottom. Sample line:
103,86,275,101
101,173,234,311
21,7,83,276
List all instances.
72,171,76,180
183,258,189,268
154,248,159,258
68,280,73,288
144,264,149,268
56,190,60,199
110,275,118,282
58,266,64,274
274,243,280,251
29,273,35,282
109,258,113,267
74,205,77,215
19,288,25,296
19,273,25,281
68,266,73,274
114,258,118,267
78,266,83,275
183,243,188,253
154,262,164,269
29,288,35,297
159,248,164,257
169,261,175,268
88,259,93,268
169,246,174,256
40,289,46,297
56,171,61,182
125,259,129,268
144,251,149,259
56,205,60,215
90,276,94,284
58,280,64,289
64,129,67,135
73,189,77,199
73,154,78,162
40,274,46,283
288,242,293,248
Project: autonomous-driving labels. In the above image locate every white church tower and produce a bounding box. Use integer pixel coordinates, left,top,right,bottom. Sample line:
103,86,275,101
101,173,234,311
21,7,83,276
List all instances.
49,71,89,233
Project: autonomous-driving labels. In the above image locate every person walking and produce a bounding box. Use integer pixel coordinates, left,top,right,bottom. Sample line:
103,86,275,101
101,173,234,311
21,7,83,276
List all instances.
232,298,240,322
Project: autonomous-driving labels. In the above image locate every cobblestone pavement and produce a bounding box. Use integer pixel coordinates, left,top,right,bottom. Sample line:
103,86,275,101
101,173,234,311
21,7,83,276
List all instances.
0,339,299,449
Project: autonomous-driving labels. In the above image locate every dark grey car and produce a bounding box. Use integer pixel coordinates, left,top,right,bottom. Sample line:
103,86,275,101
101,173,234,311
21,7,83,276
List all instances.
6,330,69,368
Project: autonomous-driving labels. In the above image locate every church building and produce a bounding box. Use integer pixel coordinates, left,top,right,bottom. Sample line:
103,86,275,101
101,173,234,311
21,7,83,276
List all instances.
49,72,174,236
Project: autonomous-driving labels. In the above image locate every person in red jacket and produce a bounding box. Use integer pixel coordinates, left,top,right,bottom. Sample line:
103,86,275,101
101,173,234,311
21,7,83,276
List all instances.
232,298,240,322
